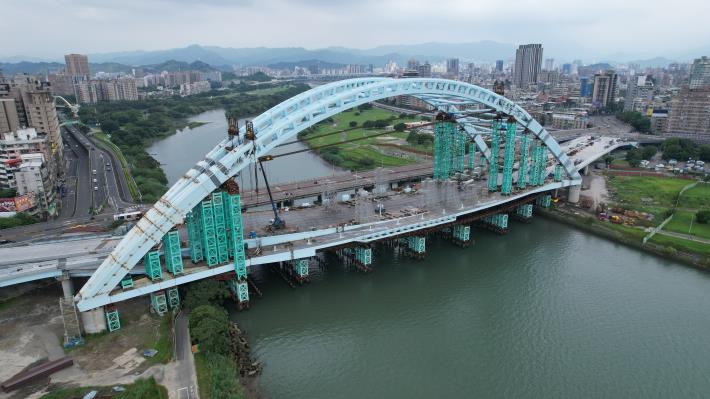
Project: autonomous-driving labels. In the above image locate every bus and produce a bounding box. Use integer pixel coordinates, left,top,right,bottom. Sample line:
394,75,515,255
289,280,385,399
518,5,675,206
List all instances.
113,211,142,221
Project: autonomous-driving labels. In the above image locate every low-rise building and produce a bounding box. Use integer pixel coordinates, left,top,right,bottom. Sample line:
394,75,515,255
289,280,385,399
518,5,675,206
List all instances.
0,127,50,190
14,153,54,215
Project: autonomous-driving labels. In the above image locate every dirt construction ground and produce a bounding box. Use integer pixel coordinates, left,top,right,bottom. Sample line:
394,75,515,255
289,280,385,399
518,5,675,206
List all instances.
0,282,184,399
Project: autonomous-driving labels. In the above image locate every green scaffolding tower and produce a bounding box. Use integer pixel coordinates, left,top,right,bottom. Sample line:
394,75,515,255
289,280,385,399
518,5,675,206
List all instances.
211,192,230,264
144,250,162,281
536,146,548,185
151,291,168,316
467,141,476,171
501,119,517,195
186,211,203,263
105,305,120,332
434,115,466,181
487,119,501,192
162,230,183,276
517,134,530,189
166,287,180,309
225,193,247,280
554,164,563,181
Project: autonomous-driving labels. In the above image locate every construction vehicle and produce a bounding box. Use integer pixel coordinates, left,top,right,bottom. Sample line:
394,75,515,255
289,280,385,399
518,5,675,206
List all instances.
610,215,622,224
257,155,285,230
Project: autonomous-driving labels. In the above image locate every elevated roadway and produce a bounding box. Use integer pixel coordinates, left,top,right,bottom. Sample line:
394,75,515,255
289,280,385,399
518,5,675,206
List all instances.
0,135,629,294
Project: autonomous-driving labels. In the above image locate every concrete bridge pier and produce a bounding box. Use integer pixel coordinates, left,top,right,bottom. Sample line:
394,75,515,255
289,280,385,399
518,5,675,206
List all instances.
582,166,589,176
60,272,74,300
81,308,107,334
568,185,581,203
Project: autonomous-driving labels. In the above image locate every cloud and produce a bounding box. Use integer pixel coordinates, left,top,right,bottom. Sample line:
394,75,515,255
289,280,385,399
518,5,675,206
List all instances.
1,0,709,61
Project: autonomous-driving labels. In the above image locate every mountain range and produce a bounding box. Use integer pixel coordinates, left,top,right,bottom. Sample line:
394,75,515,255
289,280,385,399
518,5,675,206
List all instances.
1,42,704,75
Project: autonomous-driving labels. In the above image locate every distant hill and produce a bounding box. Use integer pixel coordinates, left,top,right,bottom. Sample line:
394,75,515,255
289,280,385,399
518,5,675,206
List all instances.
0,61,64,75
83,42,517,67
141,59,218,73
267,59,346,70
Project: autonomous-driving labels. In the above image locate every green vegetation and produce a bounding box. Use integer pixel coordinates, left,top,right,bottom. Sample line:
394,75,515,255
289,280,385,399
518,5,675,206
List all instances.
660,138,710,162
40,377,167,399
187,121,208,129
0,188,17,197
607,175,690,217
0,212,39,230
650,234,710,256
78,83,309,202
606,174,710,260
189,305,230,355
625,145,658,166
195,352,246,399
146,314,174,365
189,304,246,399
183,279,230,309
697,210,710,224
298,107,426,170
616,111,651,133
241,72,271,82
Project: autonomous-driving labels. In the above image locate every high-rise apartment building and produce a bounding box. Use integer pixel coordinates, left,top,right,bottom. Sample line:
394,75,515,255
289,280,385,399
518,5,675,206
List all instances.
64,54,90,79
579,77,591,97
0,98,20,134
591,70,618,108
417,62,432,78
495,60,504,72
406,58,419,71
0,75,63,193
667,87,710,142
75,78,139,103
513,44,543,89
446,58,460,76
689,56,710,89
625,75,654,111
544,58,555,71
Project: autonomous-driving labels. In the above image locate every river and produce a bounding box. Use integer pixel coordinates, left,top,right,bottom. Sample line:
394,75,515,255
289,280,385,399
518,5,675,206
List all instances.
150,109,710,398
147,109,342,189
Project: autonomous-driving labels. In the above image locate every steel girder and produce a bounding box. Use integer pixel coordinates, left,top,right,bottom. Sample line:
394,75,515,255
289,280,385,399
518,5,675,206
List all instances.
76,77,580,311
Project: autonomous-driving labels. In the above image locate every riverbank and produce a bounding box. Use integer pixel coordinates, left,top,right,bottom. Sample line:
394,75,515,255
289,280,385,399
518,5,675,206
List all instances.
298,106,431,171
539,205,710,269
78,83,310,203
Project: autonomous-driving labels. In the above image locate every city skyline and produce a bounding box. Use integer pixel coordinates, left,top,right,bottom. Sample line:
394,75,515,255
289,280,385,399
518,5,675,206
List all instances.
2,0,709,62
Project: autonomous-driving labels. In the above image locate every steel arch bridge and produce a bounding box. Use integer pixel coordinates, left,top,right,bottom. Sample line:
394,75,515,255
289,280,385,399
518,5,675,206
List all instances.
75,77,581,311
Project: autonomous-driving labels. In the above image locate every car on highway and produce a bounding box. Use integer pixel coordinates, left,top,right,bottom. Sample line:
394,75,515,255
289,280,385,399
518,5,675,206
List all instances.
94,186,98,191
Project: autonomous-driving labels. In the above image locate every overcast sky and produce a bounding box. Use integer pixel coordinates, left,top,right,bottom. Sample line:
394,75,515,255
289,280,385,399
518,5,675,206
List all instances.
3,0,709,61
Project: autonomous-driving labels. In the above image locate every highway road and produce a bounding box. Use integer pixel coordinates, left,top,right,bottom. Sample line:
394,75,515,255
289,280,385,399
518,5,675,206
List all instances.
63,125,134,214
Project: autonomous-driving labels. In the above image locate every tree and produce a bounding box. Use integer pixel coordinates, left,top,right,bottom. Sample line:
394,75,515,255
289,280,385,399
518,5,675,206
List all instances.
661,138,698,160
100,119,120,135
641,145,657,160
183,279,230,309
699,145,710,162
349,121,357,128
697,210,710,224
358,103,373,111
362,120,375,129
406,130,419,144
625,148,642,167
189,305,230,355
394,122,406,132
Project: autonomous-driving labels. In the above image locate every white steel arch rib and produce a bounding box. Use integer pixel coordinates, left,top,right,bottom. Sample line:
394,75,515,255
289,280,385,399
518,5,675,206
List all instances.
76,78,580,310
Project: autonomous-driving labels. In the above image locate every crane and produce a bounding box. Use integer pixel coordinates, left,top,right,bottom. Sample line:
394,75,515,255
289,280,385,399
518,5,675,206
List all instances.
257,155,285,230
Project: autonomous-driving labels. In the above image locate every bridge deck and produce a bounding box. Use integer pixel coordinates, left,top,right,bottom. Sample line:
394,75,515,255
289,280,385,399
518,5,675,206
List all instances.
1,135,629,295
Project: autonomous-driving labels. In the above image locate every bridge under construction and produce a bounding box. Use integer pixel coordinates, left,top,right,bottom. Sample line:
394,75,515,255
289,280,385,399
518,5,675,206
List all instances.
2,78,635,338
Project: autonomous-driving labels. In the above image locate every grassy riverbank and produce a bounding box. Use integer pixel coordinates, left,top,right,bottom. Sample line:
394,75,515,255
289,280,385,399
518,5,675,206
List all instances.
298,106,432,170
78,83,309,203
547,172,710,268
540,207,710,269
